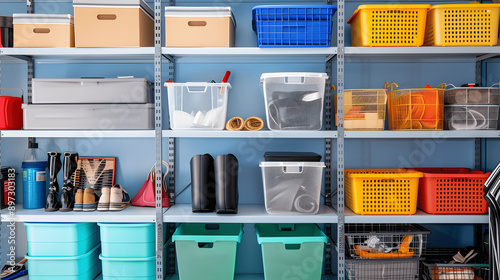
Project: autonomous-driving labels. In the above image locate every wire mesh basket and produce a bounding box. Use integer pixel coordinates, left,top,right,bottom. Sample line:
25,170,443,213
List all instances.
421,248,489,280
345,258,422,280
345,224,430,259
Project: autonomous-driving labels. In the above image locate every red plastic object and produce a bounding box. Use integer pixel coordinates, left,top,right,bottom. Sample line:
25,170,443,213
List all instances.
221,71,231,83
0,96,23,130
412,168,490,214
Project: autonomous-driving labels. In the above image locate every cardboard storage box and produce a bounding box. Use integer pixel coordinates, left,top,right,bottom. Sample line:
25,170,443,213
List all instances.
73,0,154,47
165,7,235,47
13,14,74,48
32,78,152,104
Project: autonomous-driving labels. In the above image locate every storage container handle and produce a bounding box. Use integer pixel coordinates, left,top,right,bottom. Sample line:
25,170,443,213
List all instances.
284,76,305,84
437,83,447,89
285,244,301,250
33,28,50,34
383,82,398,92
282,165,303,174
97,14,117,20
445,83,457,89
188,21,207,27
197,242,214,249
489,83,500,89
185,83,209,93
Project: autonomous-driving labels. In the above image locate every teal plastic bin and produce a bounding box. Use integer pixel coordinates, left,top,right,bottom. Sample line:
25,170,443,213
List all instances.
100,243,167,280
25,222,99,256
25,244,101,280
172,223,243,280
98,223,162,257
255,224,327,280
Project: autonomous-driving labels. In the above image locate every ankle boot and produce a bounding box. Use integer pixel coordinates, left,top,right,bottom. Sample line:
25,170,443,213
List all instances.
74,188,84,212
45,151,62,212
60,152,79,212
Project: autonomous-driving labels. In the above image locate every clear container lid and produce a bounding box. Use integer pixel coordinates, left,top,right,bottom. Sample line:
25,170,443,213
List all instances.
13,14,74,25
260,72,328,83
259,161,325,168
165,6,236,27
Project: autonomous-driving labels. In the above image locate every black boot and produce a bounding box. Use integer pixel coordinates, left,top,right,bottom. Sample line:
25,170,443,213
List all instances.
60,152,79,212
45,151,62,212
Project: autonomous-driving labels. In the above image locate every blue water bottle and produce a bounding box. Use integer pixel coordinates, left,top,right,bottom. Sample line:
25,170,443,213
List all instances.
22,142,47,209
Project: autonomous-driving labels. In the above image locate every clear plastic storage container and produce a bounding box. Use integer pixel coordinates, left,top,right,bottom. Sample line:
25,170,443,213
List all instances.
261,73,328,130
260,161,325,214
165,82,230,130
444,104,499,130
445,84,500,105
336,89,387,130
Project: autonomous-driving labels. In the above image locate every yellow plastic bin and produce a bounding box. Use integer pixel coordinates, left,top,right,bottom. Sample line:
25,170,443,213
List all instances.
345,169,423,215
387,83,445,130
335,89,387,130
348,4,430,47
425,3,500,46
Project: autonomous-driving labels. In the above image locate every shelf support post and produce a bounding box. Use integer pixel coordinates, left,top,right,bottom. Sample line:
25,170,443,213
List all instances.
154,0,164,278
337,0,345,276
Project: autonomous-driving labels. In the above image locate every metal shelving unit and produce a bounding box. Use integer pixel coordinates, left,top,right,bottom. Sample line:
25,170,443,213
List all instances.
0,0,497,280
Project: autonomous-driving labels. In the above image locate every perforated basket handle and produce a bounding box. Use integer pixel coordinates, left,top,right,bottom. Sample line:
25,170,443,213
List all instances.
489,82,500,89
445,84,457,89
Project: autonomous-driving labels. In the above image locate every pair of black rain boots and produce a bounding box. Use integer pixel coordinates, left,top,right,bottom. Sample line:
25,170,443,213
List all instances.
190,154,239,214
45,152,79,212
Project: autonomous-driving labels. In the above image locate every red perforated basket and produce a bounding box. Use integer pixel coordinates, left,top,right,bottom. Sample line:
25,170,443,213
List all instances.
412,168,490,214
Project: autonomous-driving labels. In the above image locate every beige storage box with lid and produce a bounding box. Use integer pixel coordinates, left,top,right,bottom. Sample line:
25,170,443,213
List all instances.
73,0,154,47
165,7,235,47
13,14,74,48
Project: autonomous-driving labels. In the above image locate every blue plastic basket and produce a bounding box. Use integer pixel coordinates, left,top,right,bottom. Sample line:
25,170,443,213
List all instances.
252,5,337,47
25,244,101,280
25,222,100,257
98,223,161,258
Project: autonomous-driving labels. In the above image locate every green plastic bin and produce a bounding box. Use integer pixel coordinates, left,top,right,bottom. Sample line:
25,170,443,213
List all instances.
255,224,327,280
172,223,243,280
98,223,160,258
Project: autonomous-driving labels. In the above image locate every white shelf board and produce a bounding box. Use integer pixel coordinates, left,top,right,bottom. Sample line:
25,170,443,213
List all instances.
1,130,156,138
167,274,336,280
344,130,500,139
0,206,156,222
345,46,500,57
164,204,337,224
163,47,336,63
164,130,337,138
0,47,155,61
344,208,488,224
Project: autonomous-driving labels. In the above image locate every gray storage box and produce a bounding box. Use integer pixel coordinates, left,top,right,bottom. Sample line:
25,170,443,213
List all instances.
22,103,154,130
32,78,152,104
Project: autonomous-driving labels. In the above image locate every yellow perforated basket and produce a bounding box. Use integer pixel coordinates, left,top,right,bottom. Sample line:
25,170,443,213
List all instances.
348,4,430,47
425,3,500,46
345,169,423,215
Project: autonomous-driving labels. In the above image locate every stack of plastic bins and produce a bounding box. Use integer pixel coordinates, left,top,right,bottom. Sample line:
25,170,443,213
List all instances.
255,224,328,280
98,223,166,280
24,222,101,280
172,223,243,280
260,73,328,131
387,84,445,130
444,84,500,130
335,89,387,130
260,152,325,214
344,169,423,215
345,224,430,280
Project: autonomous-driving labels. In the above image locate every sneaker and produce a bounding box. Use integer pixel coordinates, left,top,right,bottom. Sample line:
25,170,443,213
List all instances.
73,188,84,211
82,188,98,212
109,184,131,211
97,186,111,211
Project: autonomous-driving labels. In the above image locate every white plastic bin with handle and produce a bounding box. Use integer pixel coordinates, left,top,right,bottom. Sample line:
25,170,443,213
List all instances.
165,82,230,130
260,161,325,214
261,72,328,130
